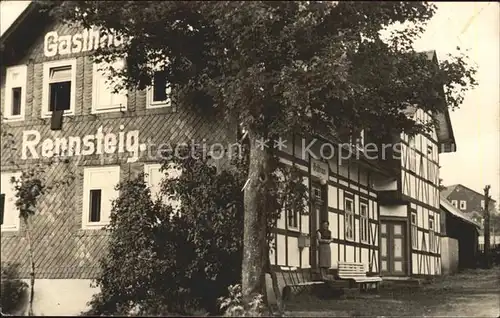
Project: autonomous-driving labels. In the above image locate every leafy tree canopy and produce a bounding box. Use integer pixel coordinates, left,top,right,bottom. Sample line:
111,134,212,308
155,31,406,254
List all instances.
44,0,478,302
47,1,477,139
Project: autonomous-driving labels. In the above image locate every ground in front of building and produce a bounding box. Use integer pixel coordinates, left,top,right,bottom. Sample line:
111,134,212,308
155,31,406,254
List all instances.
285,266,500,317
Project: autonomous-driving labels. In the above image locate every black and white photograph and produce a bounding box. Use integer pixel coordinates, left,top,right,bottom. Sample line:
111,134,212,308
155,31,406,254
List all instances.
0,1,499,316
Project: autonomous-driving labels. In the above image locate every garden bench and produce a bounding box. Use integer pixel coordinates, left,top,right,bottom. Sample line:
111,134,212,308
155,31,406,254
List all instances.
276,266,325,300
337,261,382,291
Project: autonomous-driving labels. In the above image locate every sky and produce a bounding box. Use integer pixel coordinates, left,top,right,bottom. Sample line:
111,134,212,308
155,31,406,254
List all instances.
1,1,499,202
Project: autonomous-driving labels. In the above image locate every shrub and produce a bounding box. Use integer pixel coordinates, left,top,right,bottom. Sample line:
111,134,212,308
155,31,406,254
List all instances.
1,263,28,315
218,284,265,317
83,152,245,316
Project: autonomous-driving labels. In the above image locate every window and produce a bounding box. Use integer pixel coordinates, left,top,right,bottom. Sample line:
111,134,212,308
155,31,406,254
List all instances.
410,148,416,172
427,145,433,156
409,135,415,148
89,189,102,222
0,194,4,224
287,183,301,229
310,184,325,232
359,129,365,147
360,203,369,243
1,172,21,231
144,163,181,213
146,70,171,108
451,200,458,208
82,166,120,229
348,129,365,148
481,200,485,210
344,197,354,241
411,212,418,249
92,60,128,113
42,59,76,117
312,186,322,202
4,65,27,120
459,200,467,210
287,208,299,230
429,218,435,252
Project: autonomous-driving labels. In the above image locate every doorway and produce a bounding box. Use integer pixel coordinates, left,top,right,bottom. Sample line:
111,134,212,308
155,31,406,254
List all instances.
380,221,408,276
310,183,326,269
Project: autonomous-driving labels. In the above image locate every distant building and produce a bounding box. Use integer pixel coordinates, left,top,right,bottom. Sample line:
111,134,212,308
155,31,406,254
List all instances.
478,235,500,251
441,184,497,226
440,198,480,273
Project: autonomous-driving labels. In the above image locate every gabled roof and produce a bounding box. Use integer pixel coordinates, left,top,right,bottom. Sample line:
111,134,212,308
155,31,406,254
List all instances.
440,184,458,199
0,2,37,47
0,2,53,62
401,51,457,153
421,50,457,154
440,197,481,229
442,184,496,203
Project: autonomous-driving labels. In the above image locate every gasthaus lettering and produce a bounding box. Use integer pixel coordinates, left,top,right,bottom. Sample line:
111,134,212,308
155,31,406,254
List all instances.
44,27,125,58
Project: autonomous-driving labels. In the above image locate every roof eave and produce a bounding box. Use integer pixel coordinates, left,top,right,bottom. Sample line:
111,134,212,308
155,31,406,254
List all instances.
421,50,457,154
0,2,38,49
440,198,481,229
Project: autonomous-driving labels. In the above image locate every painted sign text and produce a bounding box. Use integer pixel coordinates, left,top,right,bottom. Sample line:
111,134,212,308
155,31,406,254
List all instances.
21,126,140,162
44,27,124,57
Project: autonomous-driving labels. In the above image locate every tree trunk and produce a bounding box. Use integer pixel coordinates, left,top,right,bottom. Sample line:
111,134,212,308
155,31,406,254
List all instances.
483,186,491,268
265,252,284,316
241,130,272,303
24,218,35,316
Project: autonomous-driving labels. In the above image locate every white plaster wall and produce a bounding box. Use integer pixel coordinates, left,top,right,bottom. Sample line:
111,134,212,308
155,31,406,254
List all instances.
441,237,459,275
18,279,99,316
380,205,407,218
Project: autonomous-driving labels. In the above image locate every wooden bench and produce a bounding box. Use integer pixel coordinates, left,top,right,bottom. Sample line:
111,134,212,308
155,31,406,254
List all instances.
337,262,382,291
276,266,325,300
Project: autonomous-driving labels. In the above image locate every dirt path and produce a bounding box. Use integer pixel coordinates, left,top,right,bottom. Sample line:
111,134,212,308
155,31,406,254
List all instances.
286,267,500,317
427,293,499,317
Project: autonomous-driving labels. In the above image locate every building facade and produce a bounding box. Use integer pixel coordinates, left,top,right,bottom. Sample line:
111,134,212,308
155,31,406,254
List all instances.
270,136,386,275
0,5,232,315
440,198,480,272
1,3,457,316
441,184,497,226
375,105,448,277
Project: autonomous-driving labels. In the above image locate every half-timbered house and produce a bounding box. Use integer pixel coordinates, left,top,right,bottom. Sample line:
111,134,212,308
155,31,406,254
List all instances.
270,135,389,275
1,4,458,315
374,50,457,278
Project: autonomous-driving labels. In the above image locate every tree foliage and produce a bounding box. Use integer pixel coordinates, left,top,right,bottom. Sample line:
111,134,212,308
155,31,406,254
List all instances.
48,1,476,139
83,146,306,315
0,263,28,315
47,0,478,300
84,151,245,315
